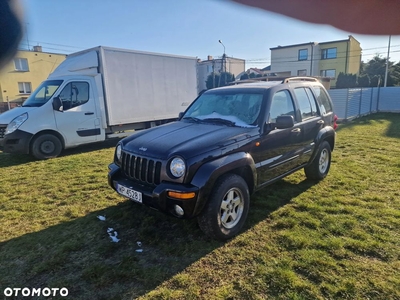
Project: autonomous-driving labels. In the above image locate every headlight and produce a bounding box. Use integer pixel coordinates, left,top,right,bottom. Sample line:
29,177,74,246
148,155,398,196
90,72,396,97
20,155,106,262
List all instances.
115,144,122,162
5,113,28,135
170,157,186,178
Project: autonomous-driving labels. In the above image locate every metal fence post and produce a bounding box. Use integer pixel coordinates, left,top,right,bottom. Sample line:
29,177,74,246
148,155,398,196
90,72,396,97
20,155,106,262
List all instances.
370,88,373,114
358,88,363,117
344,88,349,120
377,87,381,112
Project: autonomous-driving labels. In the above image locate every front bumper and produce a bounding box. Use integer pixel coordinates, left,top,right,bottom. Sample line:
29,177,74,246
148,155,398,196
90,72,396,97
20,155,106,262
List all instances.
108,163,200,218
0,129,33,154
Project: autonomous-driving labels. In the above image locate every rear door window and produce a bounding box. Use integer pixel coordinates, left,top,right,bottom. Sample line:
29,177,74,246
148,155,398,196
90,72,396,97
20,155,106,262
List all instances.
294,87,320,120
312,85,333,115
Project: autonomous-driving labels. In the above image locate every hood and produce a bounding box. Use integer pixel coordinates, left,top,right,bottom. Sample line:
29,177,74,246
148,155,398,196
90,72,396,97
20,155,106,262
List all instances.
0,107,37,124
121,121,258,160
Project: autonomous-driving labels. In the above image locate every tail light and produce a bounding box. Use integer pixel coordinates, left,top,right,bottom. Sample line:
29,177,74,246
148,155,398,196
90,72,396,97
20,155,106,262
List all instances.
333,114,338,130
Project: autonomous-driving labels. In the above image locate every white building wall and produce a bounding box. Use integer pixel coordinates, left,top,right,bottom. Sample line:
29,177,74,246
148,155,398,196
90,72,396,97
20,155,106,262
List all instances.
271,44,320,76
197,57,245,91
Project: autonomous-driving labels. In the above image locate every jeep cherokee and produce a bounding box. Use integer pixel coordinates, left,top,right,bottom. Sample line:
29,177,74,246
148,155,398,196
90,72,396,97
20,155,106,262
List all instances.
108,77,337,240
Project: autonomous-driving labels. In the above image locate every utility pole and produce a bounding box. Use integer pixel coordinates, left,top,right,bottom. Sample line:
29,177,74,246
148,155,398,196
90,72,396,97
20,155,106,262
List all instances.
384,35,391,87
219,40,226,85
25,22,30,51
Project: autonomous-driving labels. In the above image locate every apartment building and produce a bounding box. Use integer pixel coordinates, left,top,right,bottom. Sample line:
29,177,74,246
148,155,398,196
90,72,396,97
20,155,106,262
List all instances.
197,55,245,91
270,36,362,87
0,46,66,103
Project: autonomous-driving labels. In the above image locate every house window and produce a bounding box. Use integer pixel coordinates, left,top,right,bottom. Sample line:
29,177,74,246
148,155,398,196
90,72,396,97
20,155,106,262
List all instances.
298,49,308,61
321,48,337,59
18,82,32,94
297,69,307,76
320,69,336,78
14,58,29,71
207,65,213,73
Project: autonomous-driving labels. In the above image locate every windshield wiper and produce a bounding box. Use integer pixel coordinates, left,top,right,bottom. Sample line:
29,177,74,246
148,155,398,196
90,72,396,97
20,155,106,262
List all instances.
182,116,202,123
202,118,236,127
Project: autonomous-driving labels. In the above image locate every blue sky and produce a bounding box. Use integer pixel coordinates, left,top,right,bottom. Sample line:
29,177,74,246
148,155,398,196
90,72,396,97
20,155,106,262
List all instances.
20,0,400,69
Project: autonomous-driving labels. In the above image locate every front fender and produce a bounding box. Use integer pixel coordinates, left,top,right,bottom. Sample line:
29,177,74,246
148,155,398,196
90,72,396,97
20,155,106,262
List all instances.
190,152,257,216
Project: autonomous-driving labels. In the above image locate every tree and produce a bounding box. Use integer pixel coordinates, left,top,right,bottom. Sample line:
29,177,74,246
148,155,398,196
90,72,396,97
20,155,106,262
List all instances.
357,74,370,87
336,72,357,88
206,71,235,89
360,55,400,86
240,73,249,80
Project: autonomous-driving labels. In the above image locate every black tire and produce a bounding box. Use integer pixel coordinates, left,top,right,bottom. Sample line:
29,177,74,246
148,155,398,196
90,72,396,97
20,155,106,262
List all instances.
198,174,250,241
304,141,331,180
31,134,62,160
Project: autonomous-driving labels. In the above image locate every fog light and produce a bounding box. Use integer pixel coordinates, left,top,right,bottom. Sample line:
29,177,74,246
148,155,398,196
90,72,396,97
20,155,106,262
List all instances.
174,205,184,216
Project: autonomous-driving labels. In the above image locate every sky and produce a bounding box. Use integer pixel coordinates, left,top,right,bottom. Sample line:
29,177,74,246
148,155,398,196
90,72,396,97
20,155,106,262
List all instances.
19,0,400,70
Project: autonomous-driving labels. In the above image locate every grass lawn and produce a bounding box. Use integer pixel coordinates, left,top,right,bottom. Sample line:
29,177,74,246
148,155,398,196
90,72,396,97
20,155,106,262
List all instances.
0,113,399,299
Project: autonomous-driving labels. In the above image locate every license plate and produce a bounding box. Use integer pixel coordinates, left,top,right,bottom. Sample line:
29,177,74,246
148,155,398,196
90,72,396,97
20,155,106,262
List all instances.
117,184,142,203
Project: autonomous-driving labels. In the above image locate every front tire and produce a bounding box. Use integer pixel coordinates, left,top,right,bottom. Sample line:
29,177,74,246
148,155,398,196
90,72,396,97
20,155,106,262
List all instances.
198,174,250,241
304,141,331,180
31,134,62,160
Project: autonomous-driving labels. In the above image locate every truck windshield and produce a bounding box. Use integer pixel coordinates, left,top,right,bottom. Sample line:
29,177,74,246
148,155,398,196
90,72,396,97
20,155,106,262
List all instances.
22,80,63,107
183,92,263,127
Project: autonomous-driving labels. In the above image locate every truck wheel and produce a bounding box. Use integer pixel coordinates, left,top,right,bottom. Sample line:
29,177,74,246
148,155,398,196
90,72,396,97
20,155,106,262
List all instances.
198,174,250,241
304,141,331,180
31,134,62,160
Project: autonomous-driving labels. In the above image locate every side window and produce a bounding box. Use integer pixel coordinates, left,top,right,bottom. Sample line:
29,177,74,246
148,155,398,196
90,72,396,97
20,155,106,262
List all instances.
312,86,333,115
305,88,319,116
269,90,296,123
59,82,89,110
294,87,320,120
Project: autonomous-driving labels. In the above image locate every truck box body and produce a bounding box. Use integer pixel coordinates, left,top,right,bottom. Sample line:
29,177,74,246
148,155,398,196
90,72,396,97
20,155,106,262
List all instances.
49,46,199,127
0,46,199,159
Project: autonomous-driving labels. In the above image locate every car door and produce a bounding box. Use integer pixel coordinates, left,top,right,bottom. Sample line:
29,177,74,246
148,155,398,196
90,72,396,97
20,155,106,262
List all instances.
53,81,100,147
252,89,304,186
292,87,324,165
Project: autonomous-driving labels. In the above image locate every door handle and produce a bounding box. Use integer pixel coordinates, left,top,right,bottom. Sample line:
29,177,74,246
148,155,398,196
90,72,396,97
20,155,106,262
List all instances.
317,120,324,125
291,128,301,133
85,112,94,115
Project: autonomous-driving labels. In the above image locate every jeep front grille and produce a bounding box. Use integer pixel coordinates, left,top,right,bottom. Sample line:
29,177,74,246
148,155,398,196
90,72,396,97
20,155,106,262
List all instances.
0,125,6,139
121,152,162,185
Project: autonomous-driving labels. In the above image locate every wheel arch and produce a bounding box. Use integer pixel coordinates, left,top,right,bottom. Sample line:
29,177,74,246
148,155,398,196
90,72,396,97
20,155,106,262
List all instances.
190,152,257,216
30,130,65,153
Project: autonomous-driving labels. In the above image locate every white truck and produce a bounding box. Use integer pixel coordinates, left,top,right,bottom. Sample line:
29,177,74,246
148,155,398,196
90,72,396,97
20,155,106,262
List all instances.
0,46,199,159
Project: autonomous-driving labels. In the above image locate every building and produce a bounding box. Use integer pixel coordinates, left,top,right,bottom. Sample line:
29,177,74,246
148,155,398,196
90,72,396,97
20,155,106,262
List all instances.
197,55,245,91
0,46,67,103
270,36,362,87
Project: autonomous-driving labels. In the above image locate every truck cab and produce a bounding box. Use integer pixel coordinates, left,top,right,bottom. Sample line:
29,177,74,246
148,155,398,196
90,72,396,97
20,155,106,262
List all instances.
0,74,105,159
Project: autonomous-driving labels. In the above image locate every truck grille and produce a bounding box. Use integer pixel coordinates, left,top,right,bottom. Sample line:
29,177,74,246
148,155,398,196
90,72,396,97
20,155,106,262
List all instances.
0,125,6,139
121,152,162,185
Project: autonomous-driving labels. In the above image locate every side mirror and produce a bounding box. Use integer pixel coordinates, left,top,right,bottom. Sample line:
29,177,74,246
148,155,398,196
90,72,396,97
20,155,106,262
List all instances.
52,96,63,112
276,115,294,129
178,112,184,119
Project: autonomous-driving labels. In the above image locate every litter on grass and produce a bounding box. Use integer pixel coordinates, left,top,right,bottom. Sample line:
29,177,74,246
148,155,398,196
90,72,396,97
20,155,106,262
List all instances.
107,228,120,243
97,215,106,221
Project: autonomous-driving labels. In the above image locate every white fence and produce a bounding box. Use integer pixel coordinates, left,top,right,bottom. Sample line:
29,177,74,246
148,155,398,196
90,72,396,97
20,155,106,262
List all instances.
328,87,400,120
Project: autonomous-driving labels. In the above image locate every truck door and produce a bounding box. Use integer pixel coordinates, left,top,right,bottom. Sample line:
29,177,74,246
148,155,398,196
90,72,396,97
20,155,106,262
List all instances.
53,81,100,147
253,89,303,186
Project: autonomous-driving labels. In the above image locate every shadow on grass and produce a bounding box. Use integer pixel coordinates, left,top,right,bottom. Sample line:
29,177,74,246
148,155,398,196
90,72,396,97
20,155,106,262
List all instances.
0,176,314,299
0,138,120,168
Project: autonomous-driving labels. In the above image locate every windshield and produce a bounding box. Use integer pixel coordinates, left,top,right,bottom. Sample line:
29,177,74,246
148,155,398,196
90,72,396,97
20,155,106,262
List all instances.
183,92,263,127
22,80,63,107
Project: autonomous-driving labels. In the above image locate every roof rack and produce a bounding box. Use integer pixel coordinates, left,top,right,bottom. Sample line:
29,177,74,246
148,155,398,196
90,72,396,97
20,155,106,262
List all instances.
283,77,319,83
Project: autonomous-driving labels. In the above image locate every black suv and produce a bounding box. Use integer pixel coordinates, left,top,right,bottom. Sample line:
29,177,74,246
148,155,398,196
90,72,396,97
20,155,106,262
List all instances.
108,77,337,240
